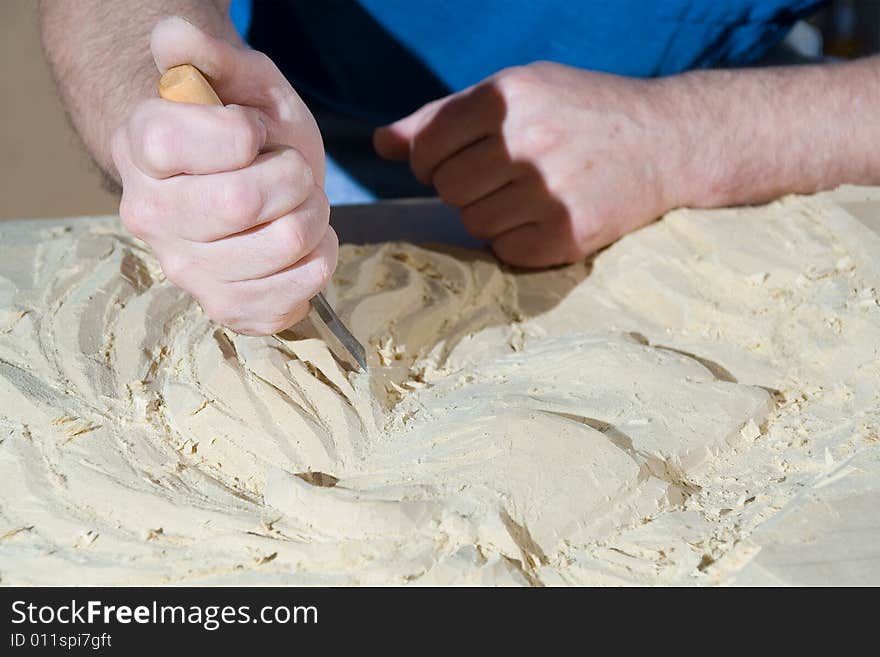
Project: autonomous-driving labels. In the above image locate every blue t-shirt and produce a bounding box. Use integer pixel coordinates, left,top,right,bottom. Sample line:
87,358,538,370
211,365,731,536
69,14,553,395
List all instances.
230,0,823,201
233,0,822,123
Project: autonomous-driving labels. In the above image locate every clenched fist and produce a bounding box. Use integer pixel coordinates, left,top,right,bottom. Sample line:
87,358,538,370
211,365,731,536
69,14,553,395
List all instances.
375,61,691,268
112,17,337,335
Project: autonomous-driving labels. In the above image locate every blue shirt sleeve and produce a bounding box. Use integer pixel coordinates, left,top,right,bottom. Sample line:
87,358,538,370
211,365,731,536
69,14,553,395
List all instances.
229,0,253,41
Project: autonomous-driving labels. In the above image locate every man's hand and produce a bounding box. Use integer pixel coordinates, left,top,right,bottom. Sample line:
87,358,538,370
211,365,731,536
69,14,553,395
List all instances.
376,57,880,268
112,17,336,335
374,62,685,267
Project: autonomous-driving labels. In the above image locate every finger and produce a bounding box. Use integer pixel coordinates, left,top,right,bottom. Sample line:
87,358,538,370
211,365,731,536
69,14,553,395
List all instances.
459,180,539,240
432,135,518,207
376,84,503,183
212,228,339,335
126,98,267,178
143,147,313,241
490,223,574,268
190,187,330,282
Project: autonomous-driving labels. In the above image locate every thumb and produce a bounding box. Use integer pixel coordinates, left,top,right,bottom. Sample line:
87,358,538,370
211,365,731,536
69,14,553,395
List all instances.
150,16,254,103
373,100,440,160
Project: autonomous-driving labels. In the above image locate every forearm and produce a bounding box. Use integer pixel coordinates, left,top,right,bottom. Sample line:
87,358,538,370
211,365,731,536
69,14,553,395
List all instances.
658,56,880,208
39,0,241,186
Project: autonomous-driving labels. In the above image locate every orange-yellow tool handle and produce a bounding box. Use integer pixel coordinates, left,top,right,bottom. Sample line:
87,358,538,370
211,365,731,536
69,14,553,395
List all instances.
158,64,223,106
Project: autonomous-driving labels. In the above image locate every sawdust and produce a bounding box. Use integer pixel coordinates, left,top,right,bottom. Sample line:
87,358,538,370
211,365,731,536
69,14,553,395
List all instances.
0,186,878,585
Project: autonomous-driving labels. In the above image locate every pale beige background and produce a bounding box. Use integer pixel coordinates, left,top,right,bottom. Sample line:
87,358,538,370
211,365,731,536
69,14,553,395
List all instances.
0,1,118,219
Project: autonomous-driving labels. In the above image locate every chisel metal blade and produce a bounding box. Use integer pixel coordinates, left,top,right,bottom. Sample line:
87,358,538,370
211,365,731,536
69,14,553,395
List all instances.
310,292,367,371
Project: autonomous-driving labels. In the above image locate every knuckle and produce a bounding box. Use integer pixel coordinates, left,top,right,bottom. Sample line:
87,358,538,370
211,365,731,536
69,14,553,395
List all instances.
278,148,314,195
202,285,246,327
159,252,190,288
223,286,251,323
470,81,506,119
226,106,262,164
492,66,537,100
310,257,334,292
294,188,330,242
435,182,466,207
316,253,334,286
313,232,338,285
220,178,262,229
459,208,491,240
138,116,179,174
250,305,304,336
275,216,308,259
518,123,560,156
119,193,156,239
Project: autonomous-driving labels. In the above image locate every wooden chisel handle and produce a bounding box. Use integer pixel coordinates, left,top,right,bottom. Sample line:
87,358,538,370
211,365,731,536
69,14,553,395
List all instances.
158,64,223,106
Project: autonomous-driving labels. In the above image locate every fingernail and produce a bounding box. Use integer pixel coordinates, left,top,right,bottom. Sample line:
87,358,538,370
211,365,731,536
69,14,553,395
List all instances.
168,15,195,27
